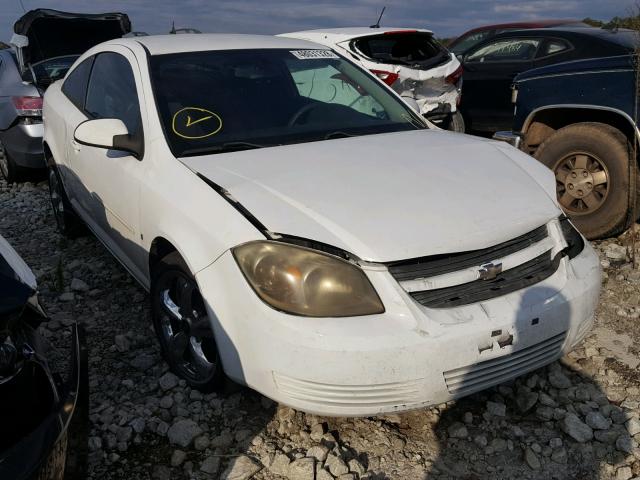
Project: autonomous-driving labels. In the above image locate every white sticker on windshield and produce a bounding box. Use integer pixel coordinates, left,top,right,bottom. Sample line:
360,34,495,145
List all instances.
290,50,339,60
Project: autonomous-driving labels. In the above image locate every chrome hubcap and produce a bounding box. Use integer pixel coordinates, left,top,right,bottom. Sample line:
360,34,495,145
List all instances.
554,153,609,216
158,275,216,381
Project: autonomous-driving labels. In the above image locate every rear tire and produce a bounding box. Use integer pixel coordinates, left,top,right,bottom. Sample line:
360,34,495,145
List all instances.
48,165,85,238
534,122,635,239
0,150,27,183
151,252,225,392
447,111,466,133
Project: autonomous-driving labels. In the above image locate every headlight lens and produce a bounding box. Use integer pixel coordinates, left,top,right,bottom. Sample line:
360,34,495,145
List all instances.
233,241,384,317
559,216,585,259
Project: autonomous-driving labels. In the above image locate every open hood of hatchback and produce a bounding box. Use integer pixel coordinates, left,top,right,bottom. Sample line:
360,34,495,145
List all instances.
12,9,131,69
182,130,561,262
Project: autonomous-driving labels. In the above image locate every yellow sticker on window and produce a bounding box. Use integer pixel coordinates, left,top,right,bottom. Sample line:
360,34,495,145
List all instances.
172,107,223,139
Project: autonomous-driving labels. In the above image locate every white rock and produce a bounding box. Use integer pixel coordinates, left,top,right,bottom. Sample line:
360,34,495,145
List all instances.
167,419,202,448
287,457,315,480
560,413,593,443
524,448,541,470
626,417,640,436
585,411,611,430
220,455,262,480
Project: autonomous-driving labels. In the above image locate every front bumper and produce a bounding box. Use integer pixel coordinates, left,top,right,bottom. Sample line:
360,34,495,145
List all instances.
196,243,600,417
0,123,44,169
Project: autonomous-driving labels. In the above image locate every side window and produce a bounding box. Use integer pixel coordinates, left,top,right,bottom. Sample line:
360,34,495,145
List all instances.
287,61,385,118
466,38,541,63
85,52,141,136
538,39,571,57
61,57,94,111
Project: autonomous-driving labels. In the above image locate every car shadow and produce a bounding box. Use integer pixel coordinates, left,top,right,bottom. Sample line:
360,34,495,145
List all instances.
51,162,264,477
420,286,624,480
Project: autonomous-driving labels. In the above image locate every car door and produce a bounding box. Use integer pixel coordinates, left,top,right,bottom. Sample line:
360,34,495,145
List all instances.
58,56,95,207
70,47,148,279
461,37,541,131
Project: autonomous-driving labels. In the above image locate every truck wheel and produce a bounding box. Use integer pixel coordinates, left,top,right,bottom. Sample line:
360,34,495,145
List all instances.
535,122,634,239
448,111,466,133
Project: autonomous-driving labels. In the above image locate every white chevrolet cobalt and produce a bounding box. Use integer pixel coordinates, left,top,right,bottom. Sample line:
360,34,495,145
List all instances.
43,34,600,416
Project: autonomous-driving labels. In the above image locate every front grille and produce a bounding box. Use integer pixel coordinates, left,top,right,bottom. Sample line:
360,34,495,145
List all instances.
387,225,548,281
411,252,561,308
443,332,566,396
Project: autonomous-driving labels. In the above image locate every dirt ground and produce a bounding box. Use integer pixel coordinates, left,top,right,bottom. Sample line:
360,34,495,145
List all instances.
1,178,639,480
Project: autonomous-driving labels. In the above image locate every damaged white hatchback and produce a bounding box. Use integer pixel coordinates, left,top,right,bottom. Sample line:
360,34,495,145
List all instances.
43,34,600,416
280,27,464,131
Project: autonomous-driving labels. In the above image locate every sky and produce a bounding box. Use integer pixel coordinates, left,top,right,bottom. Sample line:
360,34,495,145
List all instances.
0,0,635,41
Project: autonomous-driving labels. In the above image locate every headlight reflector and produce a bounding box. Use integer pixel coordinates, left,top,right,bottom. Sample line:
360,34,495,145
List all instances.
559,216,585,259
233,241,384,317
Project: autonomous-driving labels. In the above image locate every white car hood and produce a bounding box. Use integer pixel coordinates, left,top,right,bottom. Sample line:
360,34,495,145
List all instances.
181,130,561,262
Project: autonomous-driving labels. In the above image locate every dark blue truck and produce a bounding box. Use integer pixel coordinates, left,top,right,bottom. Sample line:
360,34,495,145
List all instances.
495,54,638,239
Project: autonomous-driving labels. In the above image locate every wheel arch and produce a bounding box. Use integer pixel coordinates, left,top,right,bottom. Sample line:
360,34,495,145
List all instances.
149,236,180,277
43,141,54,166
522,105,639,158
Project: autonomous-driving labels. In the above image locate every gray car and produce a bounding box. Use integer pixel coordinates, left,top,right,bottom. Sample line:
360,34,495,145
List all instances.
0,9,131,182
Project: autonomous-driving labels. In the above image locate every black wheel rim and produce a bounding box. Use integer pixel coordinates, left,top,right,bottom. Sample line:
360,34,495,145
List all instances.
48,169,66,231
156,272,218,383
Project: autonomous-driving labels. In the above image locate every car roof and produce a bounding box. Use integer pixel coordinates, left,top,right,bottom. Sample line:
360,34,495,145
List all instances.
490,26,638,49
461,20,581,35
280,27,433,44
108,33,327,55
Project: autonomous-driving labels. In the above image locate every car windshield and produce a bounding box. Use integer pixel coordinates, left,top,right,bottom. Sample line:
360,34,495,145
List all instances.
149,49,425,157
449,30,493,55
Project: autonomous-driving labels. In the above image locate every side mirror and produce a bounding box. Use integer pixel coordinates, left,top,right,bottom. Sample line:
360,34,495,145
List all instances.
74,119,143,159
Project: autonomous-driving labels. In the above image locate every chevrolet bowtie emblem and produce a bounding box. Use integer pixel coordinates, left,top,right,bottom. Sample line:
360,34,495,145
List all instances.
479,262,503,281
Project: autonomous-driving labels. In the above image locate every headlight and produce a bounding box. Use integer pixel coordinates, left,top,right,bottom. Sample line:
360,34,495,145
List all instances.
559,216,585,259
233,241,384,317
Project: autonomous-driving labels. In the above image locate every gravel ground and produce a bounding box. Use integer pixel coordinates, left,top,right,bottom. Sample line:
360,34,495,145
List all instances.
1,178,639,480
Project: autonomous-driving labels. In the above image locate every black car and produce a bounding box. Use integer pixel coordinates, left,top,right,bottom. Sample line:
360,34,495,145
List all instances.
493,54,637,240
460,27,636,133
0,234,87,479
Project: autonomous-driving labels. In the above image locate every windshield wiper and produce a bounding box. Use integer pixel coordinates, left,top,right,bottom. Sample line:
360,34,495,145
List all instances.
323,131,357,140
180,141,266,157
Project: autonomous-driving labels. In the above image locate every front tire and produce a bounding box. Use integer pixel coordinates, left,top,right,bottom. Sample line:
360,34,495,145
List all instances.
535,122,635,239
151,252,225,392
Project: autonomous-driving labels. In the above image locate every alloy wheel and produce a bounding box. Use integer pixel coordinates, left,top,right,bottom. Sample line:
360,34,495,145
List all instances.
156,273,218,383
553,152,609,216
48,168,66,231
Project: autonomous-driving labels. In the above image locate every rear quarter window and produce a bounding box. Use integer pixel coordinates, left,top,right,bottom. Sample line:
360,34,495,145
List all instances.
61,57,94,110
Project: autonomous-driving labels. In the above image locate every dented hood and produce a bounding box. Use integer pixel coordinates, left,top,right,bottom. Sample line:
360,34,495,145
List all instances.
181,130,561,262
12,9,131,68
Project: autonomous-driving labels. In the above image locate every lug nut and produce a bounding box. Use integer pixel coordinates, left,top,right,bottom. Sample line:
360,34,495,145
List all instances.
571,172,577,178
568,184,574,190
583,171,588,177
